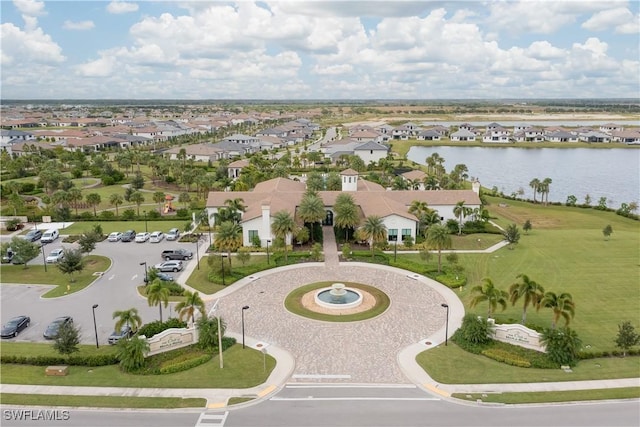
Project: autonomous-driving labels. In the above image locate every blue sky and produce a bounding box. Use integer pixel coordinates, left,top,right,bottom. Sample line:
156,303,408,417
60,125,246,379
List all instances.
1,0,639,99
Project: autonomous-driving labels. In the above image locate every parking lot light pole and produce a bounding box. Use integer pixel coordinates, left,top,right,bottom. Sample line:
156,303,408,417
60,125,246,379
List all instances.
266,239,271,265
92,304,99,349
441,303,449,346
139,261,148,283
41,244,47,272
241,305,250,349
195,241,200,270
143,211,148,232
221,254,227,285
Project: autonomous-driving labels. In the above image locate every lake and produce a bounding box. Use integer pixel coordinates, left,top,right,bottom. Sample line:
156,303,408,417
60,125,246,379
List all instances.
407,146,640,208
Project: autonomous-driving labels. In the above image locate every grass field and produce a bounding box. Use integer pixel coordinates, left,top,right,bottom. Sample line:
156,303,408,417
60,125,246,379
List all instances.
0,343,275,389
452,388,640,404
0,255,111,298
0,394,207,409
416,343,640,384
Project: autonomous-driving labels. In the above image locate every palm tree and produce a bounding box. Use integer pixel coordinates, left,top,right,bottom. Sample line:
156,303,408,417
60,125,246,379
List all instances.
297,192,325,243
153,191,166,214
68,187,83,216
116,336,149,372
147,280,170,323
129,191,145,216
426,224,451,273
541,177,553,205
271,210,296,262
529,178,540,203
175,290,205,325
112,308,142,333
469,278,509,317
224,198,247,215
453,200,471,235
85,193,101,217
359,215,387,258
334,193,360,240
109,193,124,217
215,221,242,266
539,291,575,329
508,274,545,324
408,200,430,237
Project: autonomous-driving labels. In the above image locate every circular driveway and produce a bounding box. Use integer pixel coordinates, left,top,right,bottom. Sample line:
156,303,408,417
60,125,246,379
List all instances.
215,264,448,384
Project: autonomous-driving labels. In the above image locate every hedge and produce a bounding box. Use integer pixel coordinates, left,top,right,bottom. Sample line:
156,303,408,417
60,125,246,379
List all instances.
159,353,212,374
481,348,531,368
1,354,118,366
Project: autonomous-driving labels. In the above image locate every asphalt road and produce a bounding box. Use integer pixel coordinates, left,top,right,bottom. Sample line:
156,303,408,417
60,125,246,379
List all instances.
1,237,199,344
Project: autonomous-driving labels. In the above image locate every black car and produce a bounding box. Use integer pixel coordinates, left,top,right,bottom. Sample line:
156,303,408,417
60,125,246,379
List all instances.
108,325,134,345
121,230,136,242
1,315,31,339
21,229,43,242
43,316,73,340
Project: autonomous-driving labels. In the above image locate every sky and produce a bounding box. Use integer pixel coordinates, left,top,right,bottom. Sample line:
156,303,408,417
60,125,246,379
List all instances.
1,0,639,100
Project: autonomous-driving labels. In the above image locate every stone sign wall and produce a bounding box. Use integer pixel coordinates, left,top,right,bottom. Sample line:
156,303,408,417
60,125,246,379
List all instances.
489,320,545,352
145,327,198,357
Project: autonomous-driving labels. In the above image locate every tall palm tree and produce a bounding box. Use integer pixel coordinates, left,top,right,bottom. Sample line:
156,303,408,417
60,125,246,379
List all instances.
129,191,145,216
85,193,101,217
508,274,545,324
175,290,205,325
334,193,360,240
214,221,242,266
297,192,325,243
408,200,430,237
109,193,124,217
541,177,553,205
147,280,170,323
271,210,296,262
469,278,509,317
68,187,83,216
529,178,540,203
153,191,166,214
224,198,246,214
112,308,142,333
539,291,575,329
359,215,387,258
453,200,471,235
426,224,451,273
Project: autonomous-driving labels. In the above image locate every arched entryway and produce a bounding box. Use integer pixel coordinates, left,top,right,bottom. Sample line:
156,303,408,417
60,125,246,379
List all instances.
322,209,333,226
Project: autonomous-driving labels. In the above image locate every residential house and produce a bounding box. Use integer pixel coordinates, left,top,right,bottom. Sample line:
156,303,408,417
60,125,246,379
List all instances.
450,129,476,141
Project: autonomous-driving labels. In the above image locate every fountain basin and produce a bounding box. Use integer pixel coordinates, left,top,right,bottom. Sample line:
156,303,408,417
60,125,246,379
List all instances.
314,283,363,310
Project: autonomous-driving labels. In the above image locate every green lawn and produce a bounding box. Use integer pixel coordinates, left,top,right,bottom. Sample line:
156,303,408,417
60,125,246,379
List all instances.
452,388,640,404
416,343,640,384
0,255,111,298
0,394,206,409
0,344,276,389
62,220,188,235
186,254,270,295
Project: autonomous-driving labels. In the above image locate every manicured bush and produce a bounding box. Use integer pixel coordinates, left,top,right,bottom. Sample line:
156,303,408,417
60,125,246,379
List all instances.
159,354,212,374
481,348,531,368
138,318,187,339
0,354,118,366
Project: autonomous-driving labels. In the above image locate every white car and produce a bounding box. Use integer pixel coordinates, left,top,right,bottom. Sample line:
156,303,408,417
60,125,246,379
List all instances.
134,232,150,243
46,248,65,263
41,229,59,244
165,228,180,241
153,260,183,272
149,231,164,243
107,232,123,242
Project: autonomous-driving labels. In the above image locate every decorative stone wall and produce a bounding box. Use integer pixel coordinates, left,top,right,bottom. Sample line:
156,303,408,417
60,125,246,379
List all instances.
144,327,198,356
488,319,545,352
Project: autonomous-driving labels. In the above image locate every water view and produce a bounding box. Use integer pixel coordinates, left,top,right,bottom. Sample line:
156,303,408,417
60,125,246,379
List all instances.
407,146,640,208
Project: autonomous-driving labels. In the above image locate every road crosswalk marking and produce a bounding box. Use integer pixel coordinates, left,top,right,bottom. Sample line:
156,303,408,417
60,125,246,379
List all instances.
195,411,228,427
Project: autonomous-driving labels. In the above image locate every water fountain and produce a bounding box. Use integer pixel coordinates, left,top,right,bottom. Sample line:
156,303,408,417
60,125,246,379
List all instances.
315,283,363,310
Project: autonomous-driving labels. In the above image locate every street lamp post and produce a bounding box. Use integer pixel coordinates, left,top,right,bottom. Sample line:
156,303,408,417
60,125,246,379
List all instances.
92,304,99,349
241,305,250,349
41,244,47,272
221,254,227,285
394,237,398,262
195,241,200,270
266,239,271,265
143,211,148,233
139,261,148,283
441,303,449,346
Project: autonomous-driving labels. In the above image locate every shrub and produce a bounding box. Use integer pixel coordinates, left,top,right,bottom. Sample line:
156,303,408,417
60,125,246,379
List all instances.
99,210,115,220
481,348,531,368
121,209,136,220
147,210,161,220
0,354,118,366
138,318,187,339
159,354,212,374
458,314,492,345
541,327,582,367
176,208,190,218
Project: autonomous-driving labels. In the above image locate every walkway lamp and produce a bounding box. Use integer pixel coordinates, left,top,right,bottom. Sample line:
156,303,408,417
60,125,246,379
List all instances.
241,305,250,349
441,303,449,346
92,304,99,349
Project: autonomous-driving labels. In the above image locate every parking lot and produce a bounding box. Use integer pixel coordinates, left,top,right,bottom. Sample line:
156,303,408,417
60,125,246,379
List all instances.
1,229,203,345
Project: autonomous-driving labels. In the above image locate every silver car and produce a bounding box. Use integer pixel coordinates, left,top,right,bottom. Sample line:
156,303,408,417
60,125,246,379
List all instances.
149,231,164,243
153,260,183,272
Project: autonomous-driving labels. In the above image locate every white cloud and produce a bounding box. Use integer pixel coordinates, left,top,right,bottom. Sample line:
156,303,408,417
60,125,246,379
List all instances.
0,22,65,66
13,0,45,16
581,7,638,33
106,1,139,15
525,41,566,59
63,20,95,31
312,64,353,75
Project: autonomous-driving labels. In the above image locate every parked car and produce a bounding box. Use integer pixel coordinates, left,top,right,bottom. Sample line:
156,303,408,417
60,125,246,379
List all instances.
40,229,59,244
2,247,14,264
135,232,150,243
21,229,42,242
43,316,73,340
107,232,123,242
154,260,183,272
149,231,164,243
165,228,180,241
161,249,193,261
121,230,136,242
156,272,174,282
1,315,31,339
108,325,135,345
46,248,65,263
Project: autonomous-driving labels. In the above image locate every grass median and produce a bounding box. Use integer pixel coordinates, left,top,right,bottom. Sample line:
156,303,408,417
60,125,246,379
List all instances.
452,388,640,404
0,393,206,409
